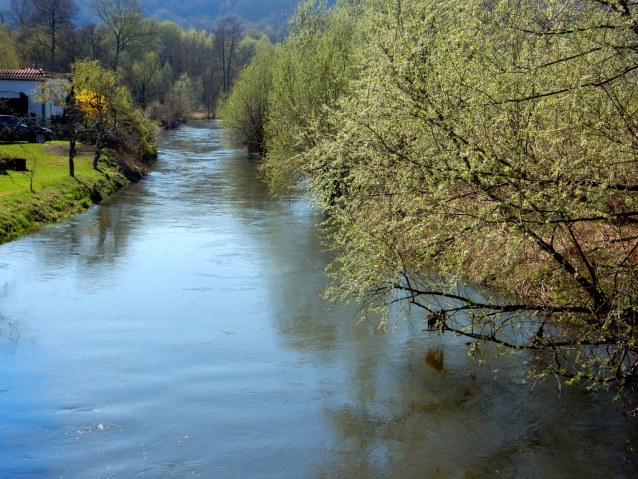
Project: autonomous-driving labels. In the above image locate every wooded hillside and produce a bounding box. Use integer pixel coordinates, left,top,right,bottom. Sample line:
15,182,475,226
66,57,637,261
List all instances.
2,0,326,28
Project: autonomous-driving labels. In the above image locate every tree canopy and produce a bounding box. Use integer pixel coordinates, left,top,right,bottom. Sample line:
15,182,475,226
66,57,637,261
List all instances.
218,35,275,152
221,0,638,392
0,0,270,125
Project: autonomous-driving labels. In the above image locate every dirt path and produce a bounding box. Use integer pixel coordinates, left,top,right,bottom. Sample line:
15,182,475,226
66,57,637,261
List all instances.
43,144,91,156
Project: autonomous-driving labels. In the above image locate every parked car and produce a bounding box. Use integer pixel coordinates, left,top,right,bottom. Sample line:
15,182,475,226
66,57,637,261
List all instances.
0,115,53,143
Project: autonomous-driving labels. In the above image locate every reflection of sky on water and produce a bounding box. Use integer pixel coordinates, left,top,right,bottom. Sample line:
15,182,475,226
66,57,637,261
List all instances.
0,121,636,478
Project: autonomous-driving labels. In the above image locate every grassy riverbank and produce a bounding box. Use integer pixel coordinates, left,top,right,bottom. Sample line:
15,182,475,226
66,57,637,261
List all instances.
0,141,130,244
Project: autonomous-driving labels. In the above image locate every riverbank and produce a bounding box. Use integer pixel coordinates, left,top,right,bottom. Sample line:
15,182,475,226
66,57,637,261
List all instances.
0,141,133,244
1,121,636,479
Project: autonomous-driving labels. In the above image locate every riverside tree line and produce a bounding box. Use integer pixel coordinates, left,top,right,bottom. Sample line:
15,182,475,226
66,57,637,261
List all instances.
0,0,275,125
0,0,278,180
220,0,638,396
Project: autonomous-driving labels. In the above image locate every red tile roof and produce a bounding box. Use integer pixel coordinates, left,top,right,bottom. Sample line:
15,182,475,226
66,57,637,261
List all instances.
0,68,68,80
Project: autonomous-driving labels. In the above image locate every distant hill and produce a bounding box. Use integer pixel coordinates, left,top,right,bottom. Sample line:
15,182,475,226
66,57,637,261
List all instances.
0,0,335,34
145,0,301,26
72,0,314,29
0,0,337,31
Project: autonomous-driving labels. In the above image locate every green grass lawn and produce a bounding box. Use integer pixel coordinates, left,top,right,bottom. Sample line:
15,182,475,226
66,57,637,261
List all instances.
0,140,104,196
0,140,129,243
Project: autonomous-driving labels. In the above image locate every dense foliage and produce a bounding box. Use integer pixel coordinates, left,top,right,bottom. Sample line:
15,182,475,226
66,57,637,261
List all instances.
222,0,638,393
217,36,275,152
0,0,274,125
39,59,157,176
220,1,360,172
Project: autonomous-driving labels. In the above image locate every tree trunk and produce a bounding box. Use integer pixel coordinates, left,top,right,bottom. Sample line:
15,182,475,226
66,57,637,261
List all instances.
68,137,76,177
50,18,56,71
92,140,100,170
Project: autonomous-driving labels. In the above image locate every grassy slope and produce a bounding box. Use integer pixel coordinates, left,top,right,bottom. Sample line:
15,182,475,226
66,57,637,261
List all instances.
0,140,130,244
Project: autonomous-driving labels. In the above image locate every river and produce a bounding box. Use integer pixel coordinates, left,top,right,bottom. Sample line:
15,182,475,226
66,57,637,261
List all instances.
0,121,637,478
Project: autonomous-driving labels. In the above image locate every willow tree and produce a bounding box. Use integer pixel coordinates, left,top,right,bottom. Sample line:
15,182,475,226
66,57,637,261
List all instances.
218,36,275,153
287,0,638,389
263,0,363,191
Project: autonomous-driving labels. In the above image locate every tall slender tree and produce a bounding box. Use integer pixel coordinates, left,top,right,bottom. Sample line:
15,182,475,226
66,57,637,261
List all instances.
90,0,151,71
26,0,79,70
214,16,241,92
6,0,29,28
123,51,162,109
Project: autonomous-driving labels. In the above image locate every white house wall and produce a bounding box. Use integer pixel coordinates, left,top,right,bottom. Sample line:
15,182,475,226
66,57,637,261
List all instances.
0,79,66,119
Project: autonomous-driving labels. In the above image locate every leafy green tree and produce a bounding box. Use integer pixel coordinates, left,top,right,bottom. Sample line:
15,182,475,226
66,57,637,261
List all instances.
38,77,82,176
218,36,275,152
175,28,216,114
63,59,157,173
156,20,183,66
0,24,21,68
290,0,638,388
262,0,362,191
148,72,201,127
122,51,162,109
90,0,154,71
235,32,271,67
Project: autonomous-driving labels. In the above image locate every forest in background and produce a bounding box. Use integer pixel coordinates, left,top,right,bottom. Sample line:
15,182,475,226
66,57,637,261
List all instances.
0,0,313,29
77,0,311,29
220,0,638,400
0,0,278,126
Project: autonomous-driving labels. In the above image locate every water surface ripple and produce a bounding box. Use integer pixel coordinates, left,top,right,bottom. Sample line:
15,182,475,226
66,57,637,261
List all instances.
0,122,636,478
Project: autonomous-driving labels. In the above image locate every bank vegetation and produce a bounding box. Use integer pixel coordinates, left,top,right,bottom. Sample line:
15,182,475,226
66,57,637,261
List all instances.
0,57,157,244
220,0,638,397
0,141,130,244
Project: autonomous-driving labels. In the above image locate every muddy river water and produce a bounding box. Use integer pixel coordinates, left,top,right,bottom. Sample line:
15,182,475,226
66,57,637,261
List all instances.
1,121,637,478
